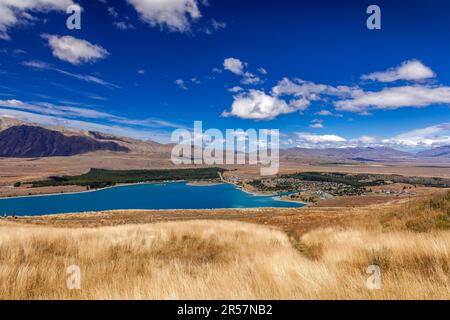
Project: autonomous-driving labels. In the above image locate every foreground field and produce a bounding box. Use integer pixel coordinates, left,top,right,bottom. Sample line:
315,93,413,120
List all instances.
1,192,449,299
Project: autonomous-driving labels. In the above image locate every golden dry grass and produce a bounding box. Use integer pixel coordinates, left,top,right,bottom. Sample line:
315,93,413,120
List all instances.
1,217,449,300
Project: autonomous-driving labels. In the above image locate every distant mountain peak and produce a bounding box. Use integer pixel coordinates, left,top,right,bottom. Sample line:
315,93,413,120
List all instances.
416,145,450,158
280,146,413,162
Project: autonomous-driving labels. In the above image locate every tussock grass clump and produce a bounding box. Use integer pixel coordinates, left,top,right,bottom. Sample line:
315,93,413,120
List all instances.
381,191,450,232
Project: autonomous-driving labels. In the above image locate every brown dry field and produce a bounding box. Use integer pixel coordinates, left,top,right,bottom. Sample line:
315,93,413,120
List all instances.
6,186,446,233
1,152,449,198
1,154,449,299
1,190,449,299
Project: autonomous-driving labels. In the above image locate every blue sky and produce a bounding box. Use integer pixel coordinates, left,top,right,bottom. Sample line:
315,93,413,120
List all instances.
0,0,449,150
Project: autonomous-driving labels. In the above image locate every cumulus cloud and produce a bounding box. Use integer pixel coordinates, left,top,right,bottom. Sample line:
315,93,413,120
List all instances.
361,60,435,82
0,0,74,40
272,78,357,99
295,132,347,148
175,79,187,90
288,98,310,111
335,85,450,113
241,72,262,85
222,90,297,120
223,57,245,75
293,123,450,150
223,77,357,120
384,123,450,148
228,86,243,93
315,110,333,116
128,0,202,32
222,59,449,120
223,57,262,85
309,119,324,129
42,34,109,65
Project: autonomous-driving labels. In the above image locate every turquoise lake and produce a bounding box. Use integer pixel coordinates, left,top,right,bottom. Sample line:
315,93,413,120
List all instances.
0,182,303,216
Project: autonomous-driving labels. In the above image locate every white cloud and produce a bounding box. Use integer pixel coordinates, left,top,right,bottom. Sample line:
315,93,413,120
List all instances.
222,90,301,120
257,67,267,75
293,123,450,150
114,20,135,30
42,34,109,65
223,57,245,75
228,86,243,93
107,6,118,18
203,19,226,35
0,0,74,40
0,98,186,130
0,98,187,142
241,72,262,85
23,60,119,88
55,68,119,88
288,98,310,111
137,69,145,74
22,60,52,69
0,99,117,119
175,79,187,90
335,85,450,113
190,77,200,84
361,60,435,82
272,78,357,99
264,78,357,116
108,6,134,30
315,110,333,116
0,99,24,107
269,76,450,116
0,108,173,143
309,123,324,129
295,132,347,148
222,60,448,121
384,123,450,148
309,119,324,129
223,58,263,85
128,0,201,32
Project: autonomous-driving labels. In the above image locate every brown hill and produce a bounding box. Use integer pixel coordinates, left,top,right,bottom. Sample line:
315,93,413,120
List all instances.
0,125,129,157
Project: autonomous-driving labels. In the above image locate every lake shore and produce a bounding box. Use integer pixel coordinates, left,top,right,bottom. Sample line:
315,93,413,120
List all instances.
0,180,217,200
0,181,304,216
0,179,282,201
185,181,223,186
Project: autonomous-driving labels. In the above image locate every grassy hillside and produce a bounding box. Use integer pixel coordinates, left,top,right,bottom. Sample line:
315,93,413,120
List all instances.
0,192,449,299
380,191,450,232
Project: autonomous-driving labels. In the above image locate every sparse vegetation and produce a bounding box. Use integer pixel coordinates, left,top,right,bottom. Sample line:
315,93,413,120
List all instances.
381,191,450,232
247,173,450,203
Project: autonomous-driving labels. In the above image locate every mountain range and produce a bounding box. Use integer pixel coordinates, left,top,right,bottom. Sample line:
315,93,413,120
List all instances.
0,118,448,163
0,125,129,157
